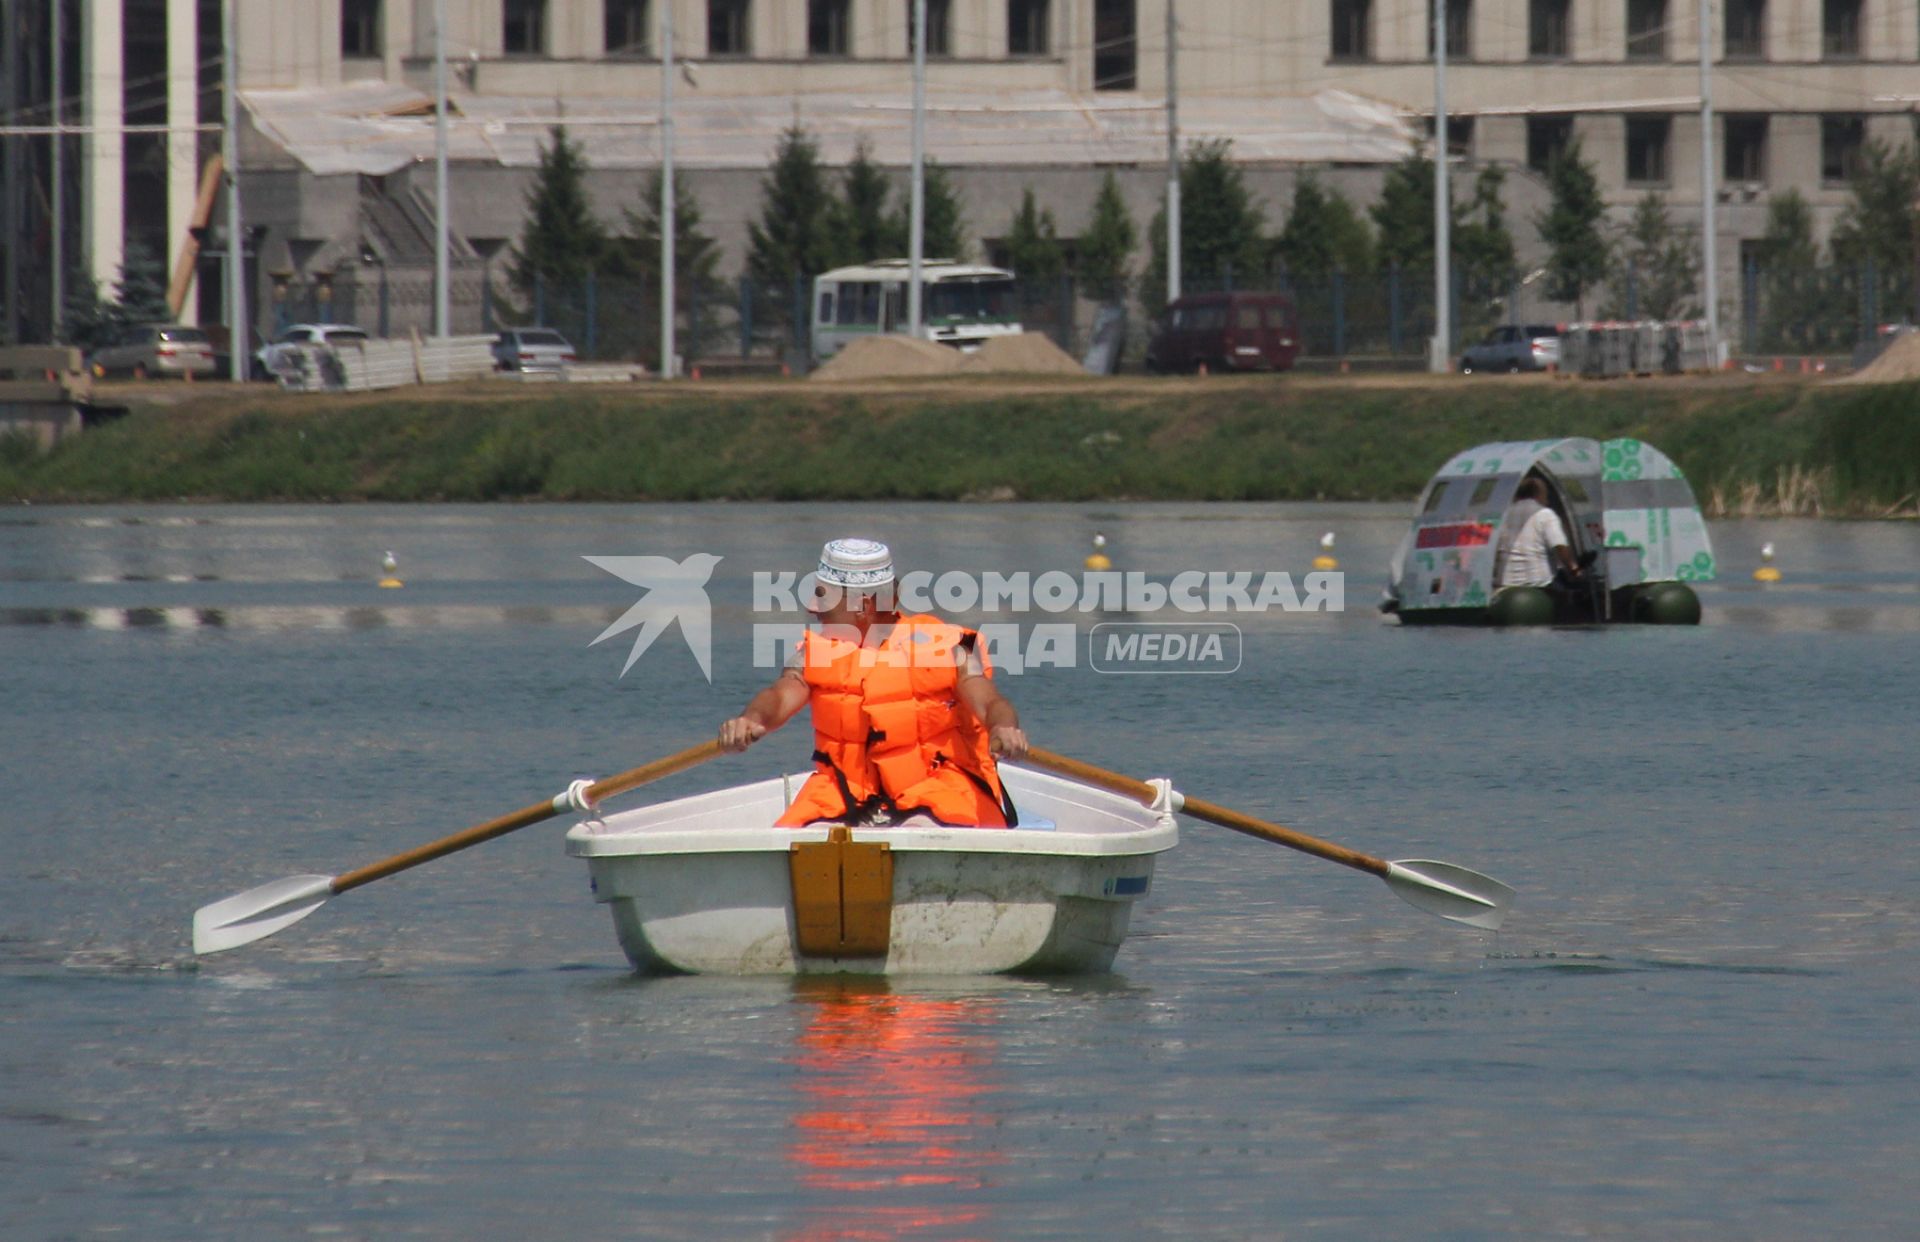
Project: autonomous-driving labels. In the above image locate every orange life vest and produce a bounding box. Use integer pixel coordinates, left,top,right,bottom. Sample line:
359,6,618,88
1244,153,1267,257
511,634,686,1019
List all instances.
775,613,1015,828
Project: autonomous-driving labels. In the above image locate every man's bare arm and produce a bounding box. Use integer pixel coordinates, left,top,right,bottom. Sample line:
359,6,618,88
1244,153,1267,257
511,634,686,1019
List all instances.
719,672,810,752
957,673,1028,759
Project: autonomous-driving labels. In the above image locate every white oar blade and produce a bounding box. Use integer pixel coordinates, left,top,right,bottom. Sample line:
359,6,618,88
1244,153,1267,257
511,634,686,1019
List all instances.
1384,860,1515,930
193,874,336,954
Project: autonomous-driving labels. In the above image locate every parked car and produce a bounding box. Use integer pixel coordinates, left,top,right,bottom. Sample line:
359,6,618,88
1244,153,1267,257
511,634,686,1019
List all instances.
1144,291,1298,374
493,327,578,373
1458,323,1563,373
254,323,372,381
87,324,217,380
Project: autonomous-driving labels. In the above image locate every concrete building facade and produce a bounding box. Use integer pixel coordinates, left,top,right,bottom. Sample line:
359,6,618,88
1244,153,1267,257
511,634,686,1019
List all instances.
4,0,1917,345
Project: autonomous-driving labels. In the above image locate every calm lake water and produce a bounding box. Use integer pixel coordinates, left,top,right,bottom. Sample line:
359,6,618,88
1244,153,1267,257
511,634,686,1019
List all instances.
4,502,1919,1239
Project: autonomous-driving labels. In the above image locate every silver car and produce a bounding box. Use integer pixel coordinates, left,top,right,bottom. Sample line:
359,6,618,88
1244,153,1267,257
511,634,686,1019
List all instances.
88,324,217,380
1459,323,1563,374
493,327,577,373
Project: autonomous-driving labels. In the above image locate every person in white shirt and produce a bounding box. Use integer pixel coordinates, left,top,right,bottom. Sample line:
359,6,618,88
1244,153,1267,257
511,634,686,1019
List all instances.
1495,477,1582,589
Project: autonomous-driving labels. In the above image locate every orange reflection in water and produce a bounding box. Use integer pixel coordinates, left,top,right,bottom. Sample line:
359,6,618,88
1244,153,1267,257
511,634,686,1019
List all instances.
784,980,1004,1242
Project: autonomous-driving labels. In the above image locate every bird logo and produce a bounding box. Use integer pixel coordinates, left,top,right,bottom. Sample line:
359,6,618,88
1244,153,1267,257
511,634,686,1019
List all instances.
584,553,723,680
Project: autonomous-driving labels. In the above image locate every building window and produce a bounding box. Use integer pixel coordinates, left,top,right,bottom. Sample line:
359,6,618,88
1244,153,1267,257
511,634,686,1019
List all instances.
1626,0,1666,59
1428,0,1471,58
1009,0,1050,55
341,0,382,57
1529,0,1570,58
1823,0,1860,57
1625,115,1671,183
1094,0,1137,90
908,0,952,56
1821,115,1866,183
1725,0,1765,57
1527,115,1573,171
504,0,547,54
606,0,650,56
1724,114,1768,184
809,0,850,56
1331,0,1371,61
1425,115,1475,158
710,0,750,55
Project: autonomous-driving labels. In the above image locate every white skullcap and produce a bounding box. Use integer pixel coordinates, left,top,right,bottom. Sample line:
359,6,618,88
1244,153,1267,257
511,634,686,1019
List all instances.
815,537,895,588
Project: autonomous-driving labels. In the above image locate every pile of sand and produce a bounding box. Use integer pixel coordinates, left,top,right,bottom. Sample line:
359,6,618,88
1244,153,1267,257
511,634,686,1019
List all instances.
808,335,963,382
1836,330,1920,384
807,332,1087,381
960,332,1086,376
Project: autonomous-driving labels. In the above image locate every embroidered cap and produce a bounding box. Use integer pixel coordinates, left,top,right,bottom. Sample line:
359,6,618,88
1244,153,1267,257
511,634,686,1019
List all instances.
814,537,895,588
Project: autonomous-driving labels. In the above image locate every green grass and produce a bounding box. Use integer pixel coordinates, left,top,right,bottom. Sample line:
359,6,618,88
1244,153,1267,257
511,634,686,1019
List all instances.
4,378,1916,513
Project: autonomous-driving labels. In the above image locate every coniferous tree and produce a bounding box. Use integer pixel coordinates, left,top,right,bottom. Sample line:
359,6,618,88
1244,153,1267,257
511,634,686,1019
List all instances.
1454,166,1520,335
508,126,611,298
612,170,728,361
1276,174,1374,279
1828,139,1920,315
1076,171,1136,304
1536,138,1610,317
888,161,968,261
746,126,838,300
824,140,904,265
1601,193,1698,321
1370,154,1440,276
1003,189,1065,286
1144,139,1266,308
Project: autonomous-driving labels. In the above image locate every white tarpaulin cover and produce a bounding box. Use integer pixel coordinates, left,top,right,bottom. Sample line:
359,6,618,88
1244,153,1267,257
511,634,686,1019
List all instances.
242,82,1418,177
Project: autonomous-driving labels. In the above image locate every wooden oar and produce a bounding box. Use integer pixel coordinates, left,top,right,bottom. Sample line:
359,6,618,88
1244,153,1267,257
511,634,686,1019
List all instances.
1022,747,1514,930
193,739,722,955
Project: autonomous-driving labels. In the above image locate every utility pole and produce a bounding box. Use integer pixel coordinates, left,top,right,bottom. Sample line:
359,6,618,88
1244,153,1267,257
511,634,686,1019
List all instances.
51,0,64,336
660,0,676,377
222,0,246,380
1431,0,1451,373
909,0,926,336
1166,0,1180,303
1698,0,1720,365
433,0,450,338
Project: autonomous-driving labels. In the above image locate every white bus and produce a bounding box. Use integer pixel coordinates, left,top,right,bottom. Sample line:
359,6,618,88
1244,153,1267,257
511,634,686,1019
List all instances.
810,259,1021,363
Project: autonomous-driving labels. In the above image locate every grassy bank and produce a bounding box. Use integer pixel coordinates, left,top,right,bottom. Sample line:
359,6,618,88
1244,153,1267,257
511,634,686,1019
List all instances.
4,374,1917,513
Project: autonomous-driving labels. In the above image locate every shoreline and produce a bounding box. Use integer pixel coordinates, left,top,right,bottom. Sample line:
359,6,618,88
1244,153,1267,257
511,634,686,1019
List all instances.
5,372,1916,517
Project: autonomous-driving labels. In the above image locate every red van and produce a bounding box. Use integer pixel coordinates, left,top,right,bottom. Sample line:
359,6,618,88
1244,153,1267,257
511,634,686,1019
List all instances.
1144,291,1299,374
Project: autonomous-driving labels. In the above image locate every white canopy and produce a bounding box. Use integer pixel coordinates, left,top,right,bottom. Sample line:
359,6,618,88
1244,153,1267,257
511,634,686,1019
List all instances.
243,82,1418,177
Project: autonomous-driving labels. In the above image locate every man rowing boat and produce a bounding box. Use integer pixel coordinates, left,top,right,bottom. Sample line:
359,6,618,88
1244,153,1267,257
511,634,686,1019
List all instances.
719,537,1028,828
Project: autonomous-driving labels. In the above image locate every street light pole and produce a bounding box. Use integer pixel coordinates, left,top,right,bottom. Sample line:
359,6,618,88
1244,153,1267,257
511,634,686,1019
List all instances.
433,0,450,339
660,0,676,377
1698,0,1719,365
1166,0,1180,304
909,0,926,336
1431,0,1451,373
222,0,247,380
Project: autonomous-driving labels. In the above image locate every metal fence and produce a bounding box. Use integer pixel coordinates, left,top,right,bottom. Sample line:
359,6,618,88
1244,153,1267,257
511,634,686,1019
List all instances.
1739,260,1915,356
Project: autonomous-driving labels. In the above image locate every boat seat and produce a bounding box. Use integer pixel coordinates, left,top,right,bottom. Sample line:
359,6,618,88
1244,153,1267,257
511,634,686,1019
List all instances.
1015,818,1057,831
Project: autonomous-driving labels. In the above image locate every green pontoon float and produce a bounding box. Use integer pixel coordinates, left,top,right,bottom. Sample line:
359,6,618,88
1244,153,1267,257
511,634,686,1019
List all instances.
1381,437,1714,626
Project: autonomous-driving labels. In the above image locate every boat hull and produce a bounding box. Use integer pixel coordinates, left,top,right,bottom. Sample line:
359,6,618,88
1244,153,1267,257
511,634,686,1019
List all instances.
566,767,1177,976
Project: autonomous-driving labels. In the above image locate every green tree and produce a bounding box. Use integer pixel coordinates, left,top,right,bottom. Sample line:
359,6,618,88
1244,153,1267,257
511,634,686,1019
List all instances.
1076,171,1136,303
1144,139,1267,308
746,126,839,298
1454,166,1520,339
823,140,904,265
61,242,171,348
1754,189,1850,350
888,161,968,261
1600,193,1698,321
1003,188,1065,286
1370,154,1439,275
1828,139,1919,316
1535,138,1610,317
1274,174,1374,279
508,126,611,298
611,170,729,363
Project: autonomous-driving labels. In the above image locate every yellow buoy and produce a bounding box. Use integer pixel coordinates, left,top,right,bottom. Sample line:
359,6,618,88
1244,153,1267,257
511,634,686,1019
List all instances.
1753,541,1781,583
1312,531,1339,572
1084,532,1112,572
379,550,404,589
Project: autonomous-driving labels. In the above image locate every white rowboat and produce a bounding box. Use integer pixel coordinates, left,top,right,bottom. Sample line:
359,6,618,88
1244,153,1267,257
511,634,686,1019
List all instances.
563,765,1179,976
